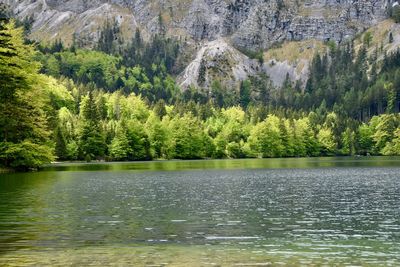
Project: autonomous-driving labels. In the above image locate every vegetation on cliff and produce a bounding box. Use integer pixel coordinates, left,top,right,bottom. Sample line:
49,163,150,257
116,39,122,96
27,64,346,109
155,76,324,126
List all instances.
1,18,400,169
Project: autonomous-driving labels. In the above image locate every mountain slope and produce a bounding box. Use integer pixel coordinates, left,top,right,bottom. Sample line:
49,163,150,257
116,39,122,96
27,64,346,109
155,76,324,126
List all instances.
4,0,399,89
9,0,391,47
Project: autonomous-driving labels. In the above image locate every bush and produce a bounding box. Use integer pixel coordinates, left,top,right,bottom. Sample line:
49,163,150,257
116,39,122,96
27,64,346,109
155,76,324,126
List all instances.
0,141,54,170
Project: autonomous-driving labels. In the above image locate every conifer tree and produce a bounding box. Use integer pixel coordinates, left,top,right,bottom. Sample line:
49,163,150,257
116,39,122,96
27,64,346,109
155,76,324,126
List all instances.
78,91,106,160
0,20,54,169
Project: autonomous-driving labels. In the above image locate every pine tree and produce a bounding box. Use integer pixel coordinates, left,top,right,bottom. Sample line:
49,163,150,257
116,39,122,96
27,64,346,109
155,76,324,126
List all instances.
78,91,106,160
239,80,251,109
0,20,54,169
55,126,67,160
389,32,394,44
109,122,131,161
97,19,120,54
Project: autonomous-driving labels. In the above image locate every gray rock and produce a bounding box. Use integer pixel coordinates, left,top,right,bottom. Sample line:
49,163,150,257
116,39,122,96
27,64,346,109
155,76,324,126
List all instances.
7,0,390,48
4,0,394,88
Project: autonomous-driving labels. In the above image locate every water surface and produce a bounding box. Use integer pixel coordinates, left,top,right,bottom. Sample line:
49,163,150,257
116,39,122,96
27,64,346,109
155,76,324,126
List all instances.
1,157,400,266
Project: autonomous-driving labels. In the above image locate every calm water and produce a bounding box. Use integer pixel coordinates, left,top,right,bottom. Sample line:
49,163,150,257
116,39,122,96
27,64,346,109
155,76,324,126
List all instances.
1,157,400,266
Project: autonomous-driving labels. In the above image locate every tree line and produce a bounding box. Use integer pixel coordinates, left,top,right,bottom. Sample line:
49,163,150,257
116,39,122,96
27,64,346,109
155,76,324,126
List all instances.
1,19,400,170
50,85,400,162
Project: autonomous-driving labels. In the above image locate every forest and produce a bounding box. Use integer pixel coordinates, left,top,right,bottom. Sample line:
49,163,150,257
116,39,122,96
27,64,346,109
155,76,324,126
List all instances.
1,17,400,170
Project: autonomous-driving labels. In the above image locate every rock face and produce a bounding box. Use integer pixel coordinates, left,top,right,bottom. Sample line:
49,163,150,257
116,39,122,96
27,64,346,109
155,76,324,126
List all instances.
5,0,140,46
7,0,391,48
4,0,395,88
179,38,260,89
230,0,390,49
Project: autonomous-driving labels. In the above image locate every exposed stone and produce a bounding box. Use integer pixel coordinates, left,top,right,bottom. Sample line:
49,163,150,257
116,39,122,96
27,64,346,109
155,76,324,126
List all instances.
7,0,391,47
4,0,396,88
179,38,259,90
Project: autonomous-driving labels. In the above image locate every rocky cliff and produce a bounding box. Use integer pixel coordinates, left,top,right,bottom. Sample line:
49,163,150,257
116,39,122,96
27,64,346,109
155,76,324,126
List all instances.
3,0,398,89
7,0,392,47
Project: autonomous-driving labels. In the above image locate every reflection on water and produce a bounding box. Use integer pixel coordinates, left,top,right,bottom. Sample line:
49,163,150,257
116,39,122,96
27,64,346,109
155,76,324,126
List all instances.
0,158,400,266
44,156,400,171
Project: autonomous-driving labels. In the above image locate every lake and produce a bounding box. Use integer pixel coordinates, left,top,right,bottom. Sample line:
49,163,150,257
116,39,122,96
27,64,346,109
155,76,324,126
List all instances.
1,157,400,266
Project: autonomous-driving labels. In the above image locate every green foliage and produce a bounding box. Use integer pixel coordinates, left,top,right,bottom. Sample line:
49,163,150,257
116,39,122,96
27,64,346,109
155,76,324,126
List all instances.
109,125,131,161
97,19,121,54
122,31,180,74
39,49,120,90
357,123,374,155
363,32,373,47
382,128,400,155
32,76,400,162
210,80,238,108
236,47,264,64
169,114,206,159
66,141,79,160
78,92,106,161
3,16,400,169
55,126,67,160
317,127,336,155
239,80,252,109
303,44,400,119
0,20,54,169
0,141,54,169
391,5,400,23
146,113,170,159
79,121,106,161
371,114,400,153
38,46,180,103
249,115,284,158
207,107,249,158
34,16,400,124
385,83,396,114
326,40,337,51
125,119,151,160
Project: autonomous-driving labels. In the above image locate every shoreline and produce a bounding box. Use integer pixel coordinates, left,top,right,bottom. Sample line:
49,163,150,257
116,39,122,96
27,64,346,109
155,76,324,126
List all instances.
0,167,14,174
48,155,381,166
3,156,399,173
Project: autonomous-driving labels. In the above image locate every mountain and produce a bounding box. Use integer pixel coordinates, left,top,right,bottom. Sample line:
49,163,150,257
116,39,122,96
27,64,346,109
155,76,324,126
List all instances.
2,2,400,169
7,0,391,46
4,0,400,89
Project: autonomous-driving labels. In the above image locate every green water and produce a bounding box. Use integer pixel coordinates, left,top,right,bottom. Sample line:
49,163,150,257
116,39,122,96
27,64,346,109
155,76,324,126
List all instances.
1,157,400,266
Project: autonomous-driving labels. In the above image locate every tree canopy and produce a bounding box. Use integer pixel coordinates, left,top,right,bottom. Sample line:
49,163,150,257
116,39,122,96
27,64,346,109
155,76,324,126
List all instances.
1,19,400,169
0,20,53,169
